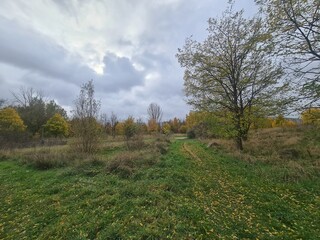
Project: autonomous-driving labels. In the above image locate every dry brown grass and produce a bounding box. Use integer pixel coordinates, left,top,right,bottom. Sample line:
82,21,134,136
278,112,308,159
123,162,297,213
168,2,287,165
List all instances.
0,143,106,170
105,136,171,178
205,126,320,181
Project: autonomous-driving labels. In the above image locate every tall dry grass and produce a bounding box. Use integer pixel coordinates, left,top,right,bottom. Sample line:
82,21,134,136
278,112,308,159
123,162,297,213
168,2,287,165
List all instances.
205,126,320,181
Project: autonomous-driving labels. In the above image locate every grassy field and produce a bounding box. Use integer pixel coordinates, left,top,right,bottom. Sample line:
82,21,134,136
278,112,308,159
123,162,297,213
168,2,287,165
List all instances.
0,134,319,239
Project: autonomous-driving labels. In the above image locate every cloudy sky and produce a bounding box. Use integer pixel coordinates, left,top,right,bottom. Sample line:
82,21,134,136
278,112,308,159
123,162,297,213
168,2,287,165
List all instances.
0,0,256,121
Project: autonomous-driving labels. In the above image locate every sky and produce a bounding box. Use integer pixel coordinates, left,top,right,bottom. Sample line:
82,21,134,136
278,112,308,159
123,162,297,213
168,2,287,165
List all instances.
0,0,256,121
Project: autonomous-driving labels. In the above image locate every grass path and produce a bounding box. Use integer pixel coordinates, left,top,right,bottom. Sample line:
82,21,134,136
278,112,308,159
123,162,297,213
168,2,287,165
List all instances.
0,140,319,239
180,141,320,238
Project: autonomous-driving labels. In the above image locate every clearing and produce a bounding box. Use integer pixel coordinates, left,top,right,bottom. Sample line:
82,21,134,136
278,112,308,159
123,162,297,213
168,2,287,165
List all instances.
0,139,319,239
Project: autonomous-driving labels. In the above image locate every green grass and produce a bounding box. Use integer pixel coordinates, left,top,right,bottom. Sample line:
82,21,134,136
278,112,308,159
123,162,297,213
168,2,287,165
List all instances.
1,139,319,239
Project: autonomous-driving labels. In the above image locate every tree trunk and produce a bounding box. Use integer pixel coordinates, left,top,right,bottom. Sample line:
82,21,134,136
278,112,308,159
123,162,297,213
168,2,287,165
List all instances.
235,135,243,151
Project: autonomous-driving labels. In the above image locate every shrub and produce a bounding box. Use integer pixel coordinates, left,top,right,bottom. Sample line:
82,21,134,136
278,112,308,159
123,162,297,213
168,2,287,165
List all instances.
18,148,102,170
126,135,145,150
20,149,75,170
106,150,159,178
187,129,196,139
72,80,102,154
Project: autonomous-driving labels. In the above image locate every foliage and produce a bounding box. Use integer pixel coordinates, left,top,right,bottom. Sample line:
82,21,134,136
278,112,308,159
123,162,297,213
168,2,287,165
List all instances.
115,122,125,136
168,117,182,133
186,111,230,138
44,113,69,137
268,115,299,128
12,88,67,135
256,0,320,107
251,116,274,129
0,108,28,147
0,108,26,133
122,117,146,150
147,118,159,133
72,80,102,154
301,108,320,126
186,129,196,139
162,122,172,135
177,5,286,149
123,116,137,140
179,124,187,134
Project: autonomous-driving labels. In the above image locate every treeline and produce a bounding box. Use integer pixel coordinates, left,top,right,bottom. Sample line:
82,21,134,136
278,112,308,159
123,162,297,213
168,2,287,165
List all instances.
0,88,69,146
1,83,319,150
0,84,188,149
184,109,320,139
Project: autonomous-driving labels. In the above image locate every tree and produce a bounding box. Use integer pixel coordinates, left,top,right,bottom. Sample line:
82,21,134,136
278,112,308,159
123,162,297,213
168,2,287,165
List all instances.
0,108,26,144
110,112,118,138
46,100,67,120
0,108,26,133
72,80,101,153
162,122,172,135
123,116,137,141
169,117,181,133
12,87,67,135
301,108,320,125
256,0,320,107
147,103,163,132
44,113,69,137
185,111,221,138
100,113,110,136
14,88,46,135
177,6,286,150
147,118,159,133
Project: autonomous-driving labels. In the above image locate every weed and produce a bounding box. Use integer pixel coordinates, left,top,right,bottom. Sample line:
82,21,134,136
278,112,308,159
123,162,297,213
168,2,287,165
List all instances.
106,150,159,178
126,135,145,150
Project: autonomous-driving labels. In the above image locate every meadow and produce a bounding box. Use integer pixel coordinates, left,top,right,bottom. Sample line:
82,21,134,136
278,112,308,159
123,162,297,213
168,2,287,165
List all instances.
0,128,319,239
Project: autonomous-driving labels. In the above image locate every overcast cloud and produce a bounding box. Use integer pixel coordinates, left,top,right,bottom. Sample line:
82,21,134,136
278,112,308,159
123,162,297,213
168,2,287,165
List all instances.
0,0,256,120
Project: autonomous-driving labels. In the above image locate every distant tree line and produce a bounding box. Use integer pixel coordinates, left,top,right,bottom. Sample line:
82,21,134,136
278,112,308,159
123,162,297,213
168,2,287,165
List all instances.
0,83,187,150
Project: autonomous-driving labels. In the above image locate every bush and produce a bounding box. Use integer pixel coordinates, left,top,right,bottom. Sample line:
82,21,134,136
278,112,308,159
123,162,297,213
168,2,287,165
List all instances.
18,148,102,170
187,129,196,139
106,150,159,178
20,149,75,170
126,135,145,150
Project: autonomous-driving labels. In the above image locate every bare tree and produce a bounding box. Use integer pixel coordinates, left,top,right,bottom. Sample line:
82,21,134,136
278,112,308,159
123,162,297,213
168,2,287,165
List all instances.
177,6,287,150
147,103,163,126
110,111,118,138
72,80,101,153
11,87,44,107
100,113,109,136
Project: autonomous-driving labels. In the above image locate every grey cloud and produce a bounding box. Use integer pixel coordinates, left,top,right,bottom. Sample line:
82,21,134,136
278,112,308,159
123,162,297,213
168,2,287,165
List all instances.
133,51,172,71
95,52,144,92
0,0,256,120
0,17,95,84
0,17,144,96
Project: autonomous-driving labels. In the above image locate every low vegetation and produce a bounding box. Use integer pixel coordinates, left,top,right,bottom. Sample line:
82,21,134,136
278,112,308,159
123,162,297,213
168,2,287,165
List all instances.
1,129,319,239
205,126,320,182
